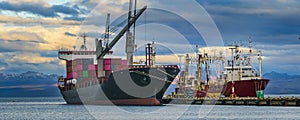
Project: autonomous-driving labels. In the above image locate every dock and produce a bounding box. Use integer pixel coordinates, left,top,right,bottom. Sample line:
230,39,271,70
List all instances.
161,97,300,106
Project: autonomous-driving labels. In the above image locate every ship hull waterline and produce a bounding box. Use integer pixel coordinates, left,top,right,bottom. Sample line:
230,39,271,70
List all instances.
60,67,180,105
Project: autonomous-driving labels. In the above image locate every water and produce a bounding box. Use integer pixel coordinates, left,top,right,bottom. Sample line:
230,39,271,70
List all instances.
1,97,300,120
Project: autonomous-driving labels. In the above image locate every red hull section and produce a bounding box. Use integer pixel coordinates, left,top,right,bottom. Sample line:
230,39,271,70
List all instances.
221,79,269,97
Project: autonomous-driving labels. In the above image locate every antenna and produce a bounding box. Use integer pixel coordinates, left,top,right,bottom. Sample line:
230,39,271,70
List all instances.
249,36,252,53
80,33,87,50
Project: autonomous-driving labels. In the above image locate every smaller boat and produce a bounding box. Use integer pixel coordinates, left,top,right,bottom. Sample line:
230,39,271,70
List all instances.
175,40,269,98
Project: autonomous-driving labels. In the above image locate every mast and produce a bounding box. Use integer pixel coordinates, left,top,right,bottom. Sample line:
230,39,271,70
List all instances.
96,6,147,59
80,33,87,51
248,37,253,65
229,47,235,81
204,53,210,85
151,40,156,66
185,54,190,87
95,5,147,77
104,13,111,46
197,54,202,88
258,50,262,79
126,0,136,66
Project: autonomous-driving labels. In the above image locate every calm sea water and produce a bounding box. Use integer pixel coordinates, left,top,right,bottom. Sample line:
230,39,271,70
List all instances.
1,97,300,120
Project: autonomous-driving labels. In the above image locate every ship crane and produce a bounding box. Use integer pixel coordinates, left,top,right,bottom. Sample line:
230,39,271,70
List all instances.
96,6,147,77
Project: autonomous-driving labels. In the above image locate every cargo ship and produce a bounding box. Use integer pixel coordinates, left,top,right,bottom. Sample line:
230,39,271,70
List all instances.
175,40,269,98
57,2,180,105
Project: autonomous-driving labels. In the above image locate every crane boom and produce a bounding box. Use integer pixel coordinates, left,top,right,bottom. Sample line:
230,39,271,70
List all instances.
96,6,147,59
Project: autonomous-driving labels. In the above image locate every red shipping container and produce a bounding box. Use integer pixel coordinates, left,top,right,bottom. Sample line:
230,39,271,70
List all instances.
94,65,98,70
88,65,96,70
121,60,127,66
104,64,111,70
67,72,78,79
104,59,111,65
77,65,83,71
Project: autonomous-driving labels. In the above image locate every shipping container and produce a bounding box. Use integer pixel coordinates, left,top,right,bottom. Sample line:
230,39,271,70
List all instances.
111,58,122,64
82,78,89,81
111,64,117,71
104,64,111,70
88,71,96,78
83,64,88,70
83,71,89,78
104,58,111,65
88,64,96,70
121,65,128,70
77,70,83,77
121,60,127,66
74,59,83,65
67,72,78,79
77,65,83,71
76,78,83,82
82,58,94,65
94,65,98,70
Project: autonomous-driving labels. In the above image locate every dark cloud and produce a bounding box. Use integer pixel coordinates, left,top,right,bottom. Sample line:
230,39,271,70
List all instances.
196,0,300,46
0,1,57,17
51,5,79,15
64,32,77,37
64,16,86,21
0,1,82,18
40,51,58,58
0,39,40,52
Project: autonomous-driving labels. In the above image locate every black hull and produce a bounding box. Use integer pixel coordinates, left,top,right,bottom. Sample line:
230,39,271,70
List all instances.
60,67,180,105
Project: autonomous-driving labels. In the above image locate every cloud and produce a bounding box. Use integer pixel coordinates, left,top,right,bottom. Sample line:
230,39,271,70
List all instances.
6,53,55,64
0,1,57,17
51,5,79,15
7,0,50,7
0,24,80,52
0,67,5,71
0,15,81,25
64,32,77,37
0,30,45,43
0,0,83,18
0,52,65,74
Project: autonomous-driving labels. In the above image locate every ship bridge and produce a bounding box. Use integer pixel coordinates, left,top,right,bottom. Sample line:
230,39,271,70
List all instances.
58,50,96,61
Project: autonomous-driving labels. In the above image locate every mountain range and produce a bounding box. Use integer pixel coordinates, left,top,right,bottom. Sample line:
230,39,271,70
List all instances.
264,71,300,94
0,71,60,97
0,71,299,97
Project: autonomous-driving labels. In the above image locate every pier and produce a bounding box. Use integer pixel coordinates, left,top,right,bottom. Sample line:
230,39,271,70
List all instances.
161,97,300,106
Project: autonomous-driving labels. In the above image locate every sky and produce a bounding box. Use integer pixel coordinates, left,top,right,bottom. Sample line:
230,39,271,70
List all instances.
0,0,299,75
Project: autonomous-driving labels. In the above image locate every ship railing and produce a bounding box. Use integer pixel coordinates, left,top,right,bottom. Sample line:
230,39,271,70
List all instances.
129,65,178,69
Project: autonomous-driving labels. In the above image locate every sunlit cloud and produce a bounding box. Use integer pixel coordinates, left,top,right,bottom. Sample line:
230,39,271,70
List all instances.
0,24,79,51
0,16,81,25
